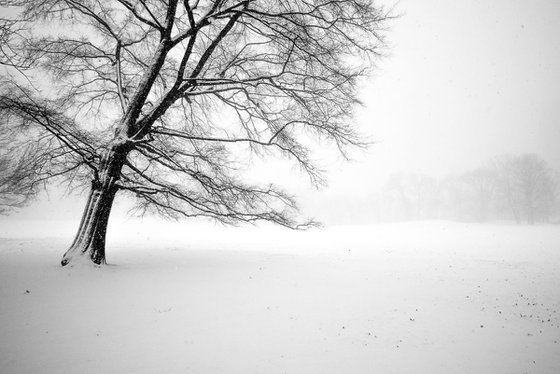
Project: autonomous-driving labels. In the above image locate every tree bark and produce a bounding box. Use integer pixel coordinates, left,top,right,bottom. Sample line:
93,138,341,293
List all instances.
61,145,127,266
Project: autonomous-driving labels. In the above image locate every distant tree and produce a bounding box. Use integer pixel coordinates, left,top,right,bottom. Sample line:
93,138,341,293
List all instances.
0,1,389,265
462,166,496,222
492,155,522,222
383,173,439,221
438,174,463,220
512,154,556,224
494,154,557,224
536,169,558,223
384,173,412,220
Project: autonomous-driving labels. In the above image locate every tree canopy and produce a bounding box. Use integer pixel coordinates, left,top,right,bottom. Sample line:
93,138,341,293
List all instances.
0,1,389,237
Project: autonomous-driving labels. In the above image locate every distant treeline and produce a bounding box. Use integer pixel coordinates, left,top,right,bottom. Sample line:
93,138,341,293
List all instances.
373,154,559,224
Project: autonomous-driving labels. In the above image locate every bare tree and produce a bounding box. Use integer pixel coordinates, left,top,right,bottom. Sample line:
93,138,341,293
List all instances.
383,173,439,221
0,153,34,213
462,166,496,222
0,1,389,265
492,155,522,222
510,154,556,224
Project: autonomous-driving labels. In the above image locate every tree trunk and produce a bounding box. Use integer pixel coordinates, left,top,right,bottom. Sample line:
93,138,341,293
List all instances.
61,145,127,266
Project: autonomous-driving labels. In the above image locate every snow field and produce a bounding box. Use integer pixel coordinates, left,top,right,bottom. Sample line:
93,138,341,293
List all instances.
0,221,559,373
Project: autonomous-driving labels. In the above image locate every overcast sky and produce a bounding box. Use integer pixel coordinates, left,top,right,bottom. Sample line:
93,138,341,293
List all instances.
4,0,560,221
322,0,560,196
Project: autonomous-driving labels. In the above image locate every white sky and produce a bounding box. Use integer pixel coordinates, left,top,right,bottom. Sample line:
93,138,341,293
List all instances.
322,0,560,195
3,0,560,220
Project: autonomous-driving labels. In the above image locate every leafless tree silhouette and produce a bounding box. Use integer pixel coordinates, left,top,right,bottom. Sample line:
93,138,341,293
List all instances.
0,0,389,265
494,154,557,224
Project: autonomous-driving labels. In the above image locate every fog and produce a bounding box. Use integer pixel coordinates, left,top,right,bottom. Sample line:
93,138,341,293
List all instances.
2,3,560,373
2,0,560,226
302,0,560,225
353,0,560,181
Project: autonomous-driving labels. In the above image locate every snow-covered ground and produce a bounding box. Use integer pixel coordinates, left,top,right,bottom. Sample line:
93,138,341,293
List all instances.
1,220,559,373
